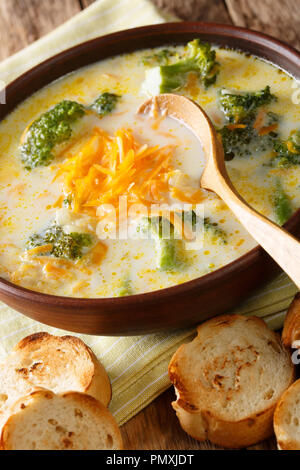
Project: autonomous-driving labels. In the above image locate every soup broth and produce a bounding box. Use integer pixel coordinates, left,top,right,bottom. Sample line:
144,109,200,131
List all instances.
0,43,299,297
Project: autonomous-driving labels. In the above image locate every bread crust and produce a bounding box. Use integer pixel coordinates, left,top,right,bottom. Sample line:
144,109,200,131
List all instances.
12,332,111,407
0,390,123,450
274,378,300,450
282,293,300,348
172,396,275,448
169,314,295,448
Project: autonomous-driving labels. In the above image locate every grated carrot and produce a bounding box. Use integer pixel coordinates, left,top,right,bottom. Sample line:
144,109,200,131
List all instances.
226,124,247,130
258,123,278,136
43,262,71,280
26,244,53,256
253,109,266,131
171,187,204,204
88,241,108,265
72,280,90,294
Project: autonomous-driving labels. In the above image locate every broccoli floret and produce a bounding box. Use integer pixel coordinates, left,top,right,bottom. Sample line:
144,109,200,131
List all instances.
21,101,86,170
27,224,93,260
141,49,177,66
272,179,293,225
218,112,279,160
90,93,120,117
218,125,276,160
141,39,219,95
219,86,277,123
21,93,122,170
271,130,300,167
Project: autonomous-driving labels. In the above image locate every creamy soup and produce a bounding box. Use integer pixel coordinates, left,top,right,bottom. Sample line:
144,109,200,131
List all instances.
0,41,299,298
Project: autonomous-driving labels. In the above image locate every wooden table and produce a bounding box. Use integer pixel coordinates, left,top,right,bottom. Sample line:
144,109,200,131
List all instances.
0,0,299,450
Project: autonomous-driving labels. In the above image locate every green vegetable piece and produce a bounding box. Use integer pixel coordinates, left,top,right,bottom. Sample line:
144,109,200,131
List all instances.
218,86,277,123
272,130,300,167
141,39,219,95
149,217,177,271
117,278,133,297
27,224,93,260
272,180,293,226
178,211,227,245
218,112,279,160
156,238,176,271
90,93,120,117
178,210,198,228
137,217,177,271
21,100,86,170
141,49,176,66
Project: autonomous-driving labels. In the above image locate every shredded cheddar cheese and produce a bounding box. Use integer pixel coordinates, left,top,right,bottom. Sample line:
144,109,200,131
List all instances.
55,127,204,220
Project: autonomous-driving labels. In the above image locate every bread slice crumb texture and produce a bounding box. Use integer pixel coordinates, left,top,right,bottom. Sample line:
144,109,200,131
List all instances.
11,332,111,406
170,315,293,419
169,315,294,448
1,390,123,450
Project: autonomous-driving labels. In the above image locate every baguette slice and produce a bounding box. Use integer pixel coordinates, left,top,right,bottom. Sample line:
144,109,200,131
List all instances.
0,332,111,429
0,362,40,432
11,332,111,406
169,314,294,448
282,293,300,348
0,390,123,450
274,379,300,450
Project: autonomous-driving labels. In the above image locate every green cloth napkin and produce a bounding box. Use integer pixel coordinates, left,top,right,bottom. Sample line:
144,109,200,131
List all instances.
0,0,297,426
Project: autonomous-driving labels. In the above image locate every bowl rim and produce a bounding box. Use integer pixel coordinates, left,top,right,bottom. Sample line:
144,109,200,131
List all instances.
1,21,300,308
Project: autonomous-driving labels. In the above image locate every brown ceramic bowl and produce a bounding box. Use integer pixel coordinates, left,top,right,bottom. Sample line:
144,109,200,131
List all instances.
0,22,300,335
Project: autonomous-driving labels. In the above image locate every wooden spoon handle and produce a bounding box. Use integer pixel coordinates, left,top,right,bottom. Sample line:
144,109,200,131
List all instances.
202,143,300,289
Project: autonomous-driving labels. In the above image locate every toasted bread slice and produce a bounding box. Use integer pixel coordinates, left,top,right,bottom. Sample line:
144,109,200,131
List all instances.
0,390,123,450
0,361,40,432
11,332,111,406
282,293,300,348
274,379,300,450
0,332,111,430
169,314,294,448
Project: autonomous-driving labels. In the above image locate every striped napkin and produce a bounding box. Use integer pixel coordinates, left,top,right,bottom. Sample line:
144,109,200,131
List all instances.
0,0,297,426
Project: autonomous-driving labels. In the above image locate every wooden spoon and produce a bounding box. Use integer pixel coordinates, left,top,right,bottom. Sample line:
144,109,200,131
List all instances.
138,93,300,288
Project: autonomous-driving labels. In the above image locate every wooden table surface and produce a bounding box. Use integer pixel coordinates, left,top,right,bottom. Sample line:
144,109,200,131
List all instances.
0,0,299,451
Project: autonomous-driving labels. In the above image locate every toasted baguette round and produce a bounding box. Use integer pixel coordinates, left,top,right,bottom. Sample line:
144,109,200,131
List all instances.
282,293,300,348
0,390,123,450
274,378,300,450
169,314,294,448
10,332,111,407
0,362,40,432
